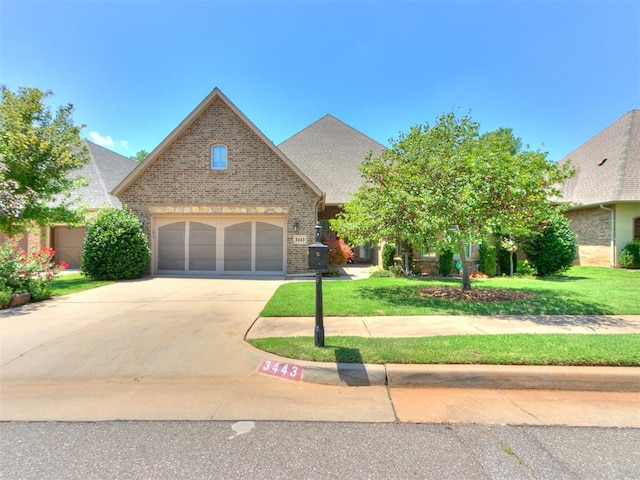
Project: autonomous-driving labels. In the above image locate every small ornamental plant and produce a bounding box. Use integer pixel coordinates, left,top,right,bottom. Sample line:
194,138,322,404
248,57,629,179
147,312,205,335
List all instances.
0,238,68,306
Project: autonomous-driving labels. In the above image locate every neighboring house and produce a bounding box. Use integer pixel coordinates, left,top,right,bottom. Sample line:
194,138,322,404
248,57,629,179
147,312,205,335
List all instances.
557,110,640,267
278,114,386,263
1,141,137,268
51,141,137,268
112,88,324,275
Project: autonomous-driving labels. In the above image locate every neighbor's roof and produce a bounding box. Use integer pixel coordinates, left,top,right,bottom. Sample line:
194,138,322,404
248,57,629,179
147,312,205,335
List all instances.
74,140,138,208
558,109,640,207
278,114,386,205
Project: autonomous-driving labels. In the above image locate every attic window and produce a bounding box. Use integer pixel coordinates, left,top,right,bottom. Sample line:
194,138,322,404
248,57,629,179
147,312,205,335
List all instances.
211,145,227,170
597,158,607,166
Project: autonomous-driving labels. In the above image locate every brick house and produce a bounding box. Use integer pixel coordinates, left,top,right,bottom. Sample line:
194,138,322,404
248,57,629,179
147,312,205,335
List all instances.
112,88,324,275
557,110,640,267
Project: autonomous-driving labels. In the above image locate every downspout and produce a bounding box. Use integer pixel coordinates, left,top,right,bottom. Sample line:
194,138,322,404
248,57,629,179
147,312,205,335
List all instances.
600,204,615,267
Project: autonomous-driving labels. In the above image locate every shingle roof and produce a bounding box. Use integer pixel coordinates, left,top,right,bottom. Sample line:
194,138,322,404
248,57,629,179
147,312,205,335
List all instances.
558,110,640,207
278,114,386,205
74,140,138,209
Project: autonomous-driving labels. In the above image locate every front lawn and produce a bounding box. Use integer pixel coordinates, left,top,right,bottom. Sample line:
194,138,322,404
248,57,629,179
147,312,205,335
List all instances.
51,272,114,296
248,334,640,366
261,266,640,316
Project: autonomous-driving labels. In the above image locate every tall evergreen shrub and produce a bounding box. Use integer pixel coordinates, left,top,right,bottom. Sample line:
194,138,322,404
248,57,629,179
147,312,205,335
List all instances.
382,243,396,270
479,244,497,277
524,214,577,277
438,248,454,276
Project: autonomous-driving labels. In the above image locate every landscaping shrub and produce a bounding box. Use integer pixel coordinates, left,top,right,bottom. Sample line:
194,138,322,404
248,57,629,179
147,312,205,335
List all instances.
82,207,151,280
438,248,454,276
620,239,640,269
0,238,68,303
515,259,537,277
0,279,11,308
322,236,354,265
478,243,497,277
524,214,577,277
369,266,393,278
382,243,396,270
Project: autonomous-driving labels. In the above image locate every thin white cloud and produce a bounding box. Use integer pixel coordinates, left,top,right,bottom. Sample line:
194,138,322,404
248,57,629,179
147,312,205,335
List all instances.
89,132,130,151
89,131,115,147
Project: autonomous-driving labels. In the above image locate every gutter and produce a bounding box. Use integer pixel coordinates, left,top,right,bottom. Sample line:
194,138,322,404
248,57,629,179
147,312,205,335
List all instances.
599,204,615,267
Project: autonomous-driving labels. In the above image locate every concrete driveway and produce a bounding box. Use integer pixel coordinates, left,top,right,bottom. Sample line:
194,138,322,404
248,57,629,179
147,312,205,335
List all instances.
0,277,396,422
1,277,281,382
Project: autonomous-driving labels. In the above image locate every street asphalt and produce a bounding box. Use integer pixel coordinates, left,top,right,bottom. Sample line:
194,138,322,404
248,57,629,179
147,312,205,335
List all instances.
1,275,638,426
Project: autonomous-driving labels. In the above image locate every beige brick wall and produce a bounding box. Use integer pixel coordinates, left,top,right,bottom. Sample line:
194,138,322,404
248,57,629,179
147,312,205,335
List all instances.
119,97,320,274
566,207,612,267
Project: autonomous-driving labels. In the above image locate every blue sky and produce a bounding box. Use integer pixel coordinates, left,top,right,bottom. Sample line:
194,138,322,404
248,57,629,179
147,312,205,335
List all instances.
1,0,638,161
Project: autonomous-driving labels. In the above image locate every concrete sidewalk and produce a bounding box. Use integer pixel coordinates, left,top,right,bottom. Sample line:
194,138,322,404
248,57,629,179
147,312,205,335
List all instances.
246,314,640,391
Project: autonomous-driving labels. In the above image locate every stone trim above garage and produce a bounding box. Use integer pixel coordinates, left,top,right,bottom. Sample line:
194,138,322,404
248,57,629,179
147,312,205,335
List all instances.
148,205,290,216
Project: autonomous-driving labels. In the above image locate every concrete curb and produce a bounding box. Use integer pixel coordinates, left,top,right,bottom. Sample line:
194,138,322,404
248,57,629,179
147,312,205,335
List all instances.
385,364,640,392
299,360,640,392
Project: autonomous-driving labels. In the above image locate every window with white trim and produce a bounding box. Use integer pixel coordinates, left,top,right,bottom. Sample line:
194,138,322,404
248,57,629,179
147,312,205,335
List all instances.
211,144,227,170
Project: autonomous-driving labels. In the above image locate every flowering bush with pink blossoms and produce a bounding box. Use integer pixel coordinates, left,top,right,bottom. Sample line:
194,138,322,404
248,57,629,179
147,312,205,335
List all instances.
0,238,68,307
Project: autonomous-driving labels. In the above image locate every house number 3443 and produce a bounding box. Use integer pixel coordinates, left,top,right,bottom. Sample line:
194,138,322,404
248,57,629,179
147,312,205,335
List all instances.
258,359,303,381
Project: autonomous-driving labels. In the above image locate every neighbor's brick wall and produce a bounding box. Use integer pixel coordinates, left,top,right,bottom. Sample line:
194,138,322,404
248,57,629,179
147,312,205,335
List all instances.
119,96,320,273
566,207,612,267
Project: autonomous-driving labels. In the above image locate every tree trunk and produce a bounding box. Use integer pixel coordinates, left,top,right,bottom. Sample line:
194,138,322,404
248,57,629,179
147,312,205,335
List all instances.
457,239,471,290
404,249,410,276
509,253,514,277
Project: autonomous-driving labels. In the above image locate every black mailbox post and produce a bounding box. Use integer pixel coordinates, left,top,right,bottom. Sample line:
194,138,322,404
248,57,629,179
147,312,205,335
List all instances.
308,222,329,347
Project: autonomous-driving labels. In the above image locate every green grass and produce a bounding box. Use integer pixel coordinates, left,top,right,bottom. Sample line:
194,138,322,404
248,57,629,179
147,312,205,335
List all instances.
261,266,640,316
51,273,114,296
248,334,640,366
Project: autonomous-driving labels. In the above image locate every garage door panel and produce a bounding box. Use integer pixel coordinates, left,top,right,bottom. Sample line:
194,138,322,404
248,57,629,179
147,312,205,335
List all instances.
189,222,216,271
224,222,252,271
255,222,284,272
158,222,186,271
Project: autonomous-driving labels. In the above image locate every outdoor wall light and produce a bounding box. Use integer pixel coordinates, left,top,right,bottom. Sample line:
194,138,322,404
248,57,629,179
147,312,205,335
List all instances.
292,219,300,232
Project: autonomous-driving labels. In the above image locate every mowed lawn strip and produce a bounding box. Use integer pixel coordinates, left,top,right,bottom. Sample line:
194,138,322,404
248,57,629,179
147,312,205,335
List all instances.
247,334,640,366
51,273,114,296
260,266,640,316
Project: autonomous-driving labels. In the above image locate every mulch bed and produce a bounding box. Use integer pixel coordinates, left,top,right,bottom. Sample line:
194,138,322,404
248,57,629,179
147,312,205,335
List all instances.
418,287,535,302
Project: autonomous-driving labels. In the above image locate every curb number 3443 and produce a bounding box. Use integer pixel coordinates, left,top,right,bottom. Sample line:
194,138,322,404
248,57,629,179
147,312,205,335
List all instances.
258,359,303,381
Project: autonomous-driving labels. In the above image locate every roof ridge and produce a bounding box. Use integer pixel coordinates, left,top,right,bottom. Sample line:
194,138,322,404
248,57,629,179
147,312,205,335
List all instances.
279,113,386,149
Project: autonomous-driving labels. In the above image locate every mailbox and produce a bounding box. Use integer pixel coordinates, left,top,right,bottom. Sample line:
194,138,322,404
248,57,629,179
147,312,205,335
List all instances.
308,222,329,271
308,242,329,271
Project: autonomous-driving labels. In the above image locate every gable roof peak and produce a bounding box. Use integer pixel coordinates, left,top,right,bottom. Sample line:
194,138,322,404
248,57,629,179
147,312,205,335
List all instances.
113,87,322,199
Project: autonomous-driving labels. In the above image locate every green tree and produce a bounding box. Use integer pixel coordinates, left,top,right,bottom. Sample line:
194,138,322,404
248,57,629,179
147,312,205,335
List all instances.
331,111,574,289
131,149,149,162
0,86,89,235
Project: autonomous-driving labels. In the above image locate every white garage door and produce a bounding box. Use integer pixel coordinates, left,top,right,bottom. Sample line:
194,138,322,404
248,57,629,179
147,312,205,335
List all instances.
155,218,285,275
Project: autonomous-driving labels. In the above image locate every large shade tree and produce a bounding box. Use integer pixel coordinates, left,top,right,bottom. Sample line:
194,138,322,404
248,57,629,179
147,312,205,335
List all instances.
331,111,574,289
0,86,89,235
